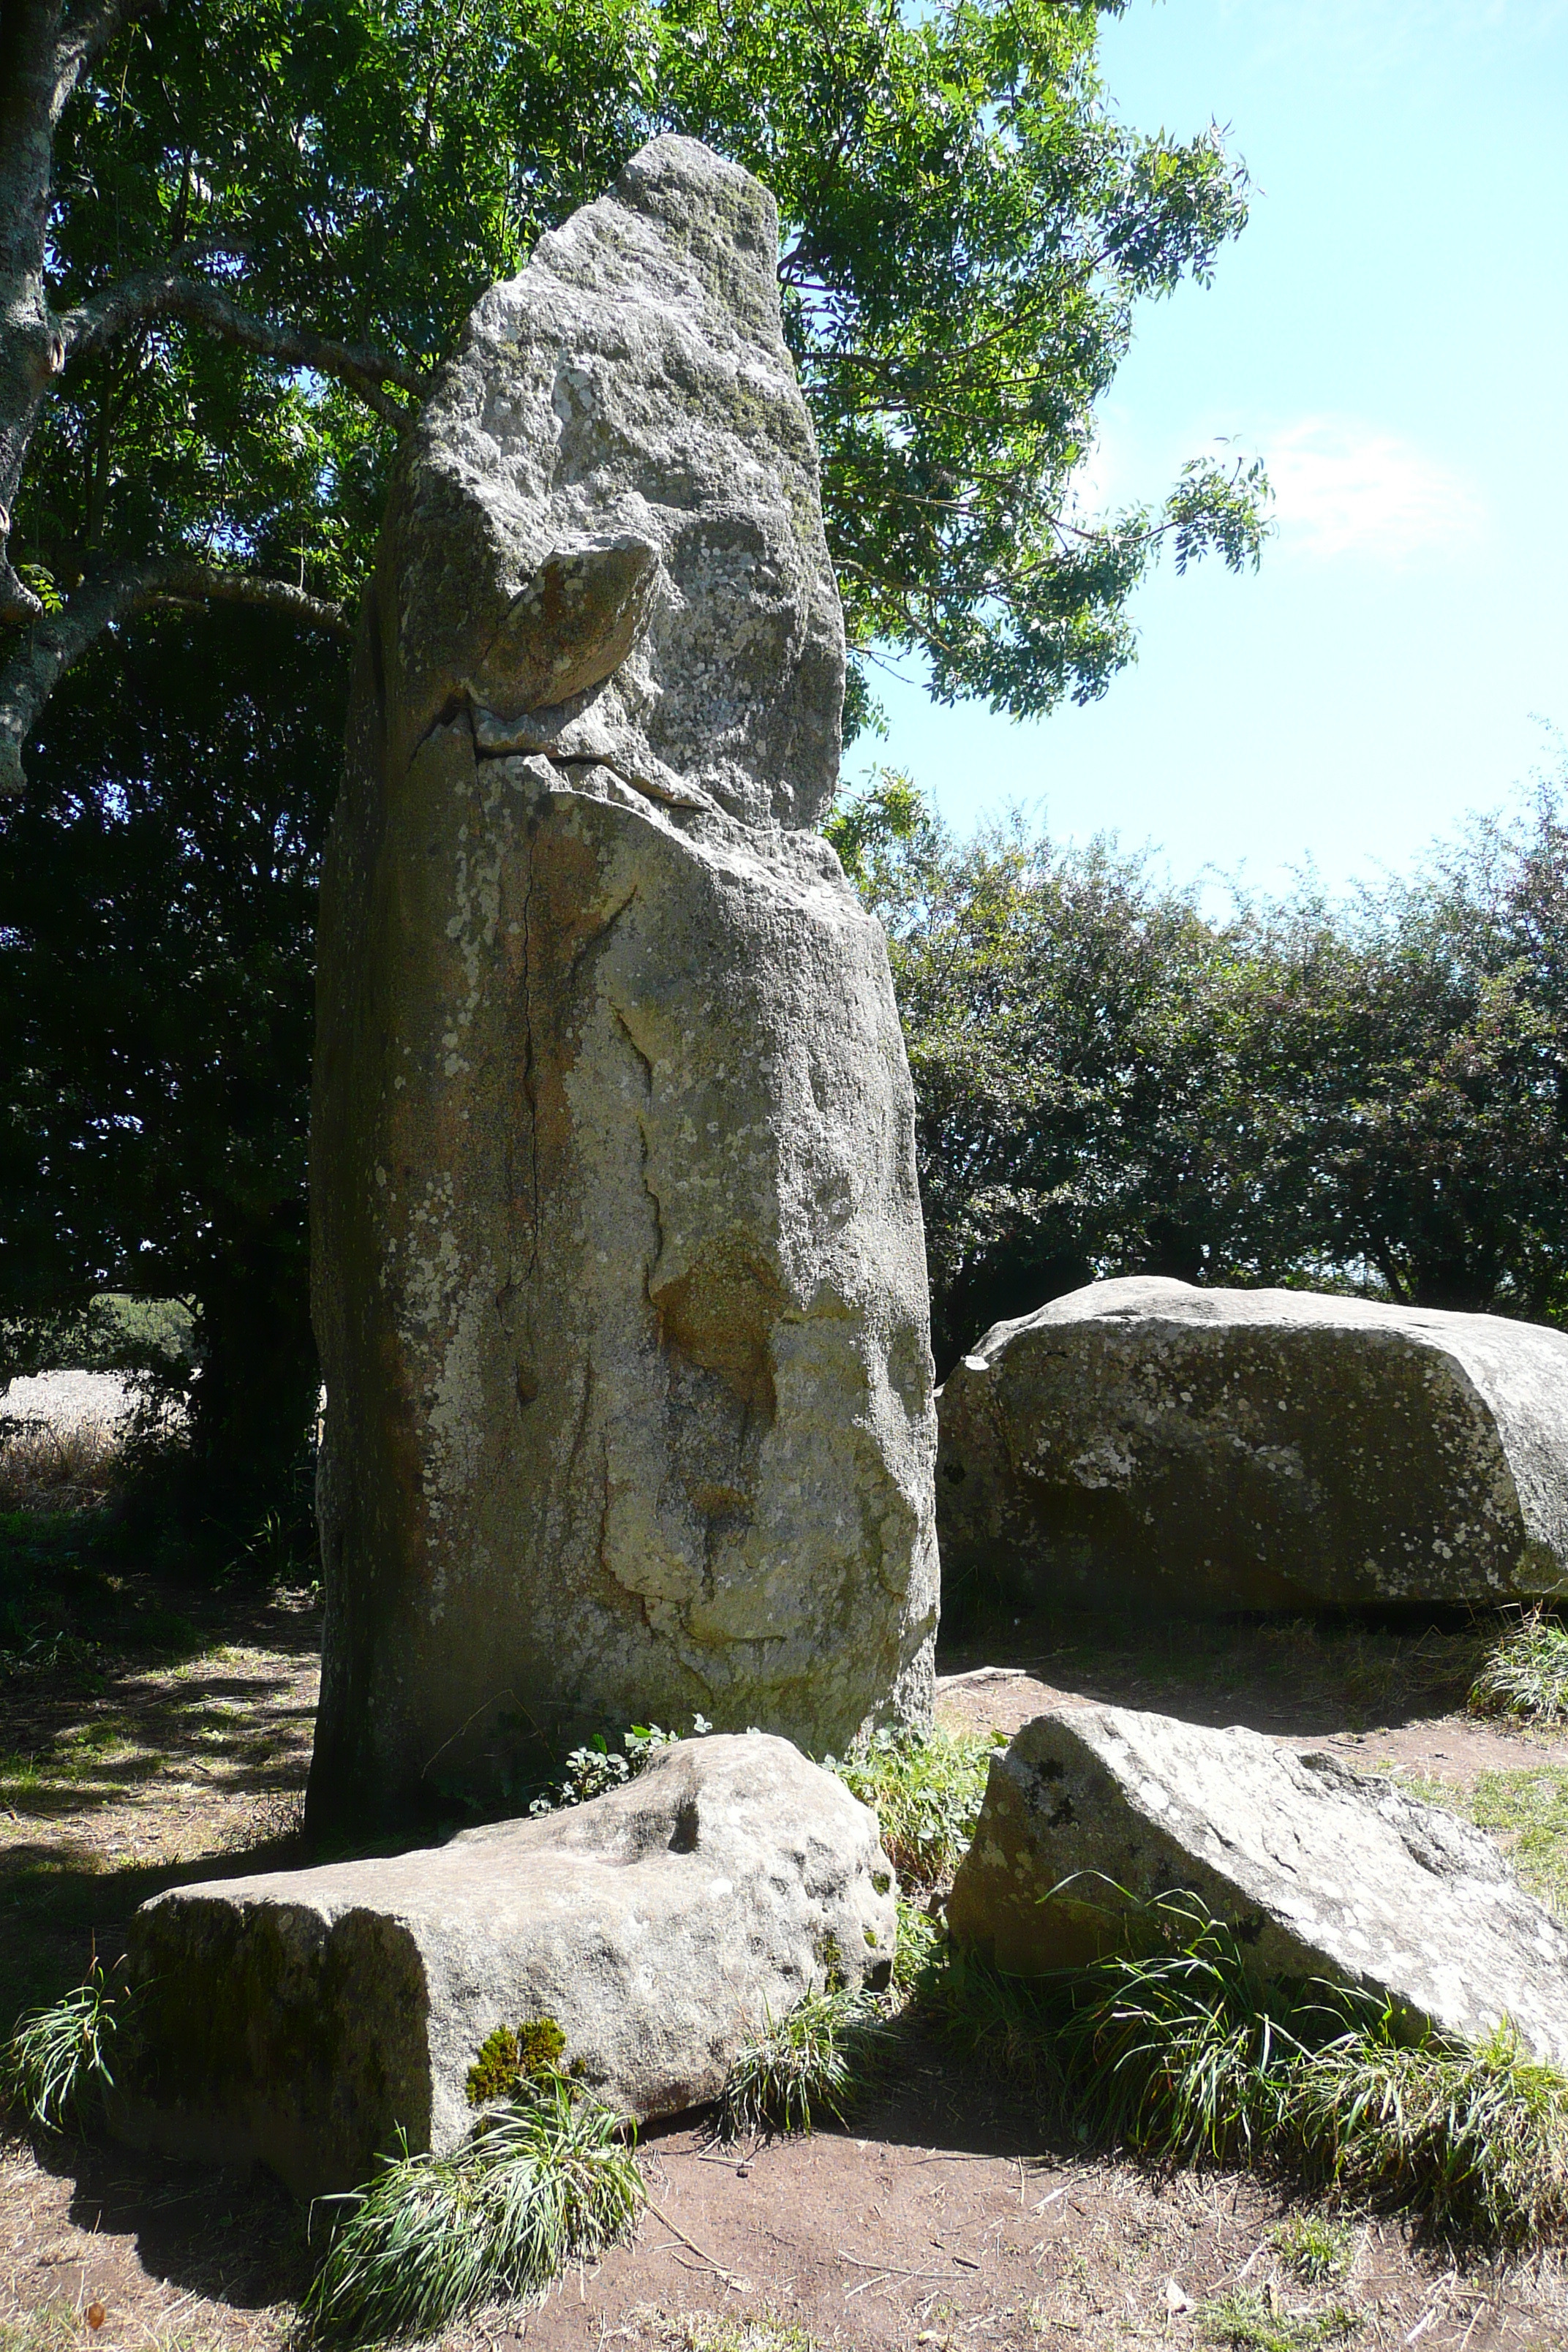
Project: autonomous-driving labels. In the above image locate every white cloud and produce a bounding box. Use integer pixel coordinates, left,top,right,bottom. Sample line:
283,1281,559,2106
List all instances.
1262,417,1488,562
1234,0,1567,80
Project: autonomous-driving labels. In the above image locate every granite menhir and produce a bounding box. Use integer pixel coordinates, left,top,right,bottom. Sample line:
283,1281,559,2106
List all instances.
309,137,937,1828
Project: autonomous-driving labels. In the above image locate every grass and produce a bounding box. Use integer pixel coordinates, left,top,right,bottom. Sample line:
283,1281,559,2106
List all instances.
927,1891,1568,2246
828,1725,1000,1892
1199,2288,1361,2349
303,2076,644,2341
1,1959,131,2132
670,2318,818,2352
0,1417,124,1517
1401,1765,1568,1917
0,2310,88,2352
1471,1606,1568,1726
714,1985,894,2141
1269,2214,1354,2283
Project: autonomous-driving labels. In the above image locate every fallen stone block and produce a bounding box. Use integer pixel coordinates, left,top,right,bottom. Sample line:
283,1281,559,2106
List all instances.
115,1734,895,2199
937,1275,1568,1612
946,1701,1568,2067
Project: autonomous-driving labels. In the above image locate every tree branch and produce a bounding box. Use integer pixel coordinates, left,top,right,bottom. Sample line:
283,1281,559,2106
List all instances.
50,0,166,124
62,268,429,421
1,557,351,792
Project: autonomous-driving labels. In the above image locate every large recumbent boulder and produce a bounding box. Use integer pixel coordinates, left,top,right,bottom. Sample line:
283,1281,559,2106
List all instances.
309,135,938,1828
937,1275,1568,1613
947,1703,1568,2068
116,1734,897,2200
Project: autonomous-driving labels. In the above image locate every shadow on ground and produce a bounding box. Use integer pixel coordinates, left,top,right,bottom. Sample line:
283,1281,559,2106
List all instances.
938,1597,1495,1741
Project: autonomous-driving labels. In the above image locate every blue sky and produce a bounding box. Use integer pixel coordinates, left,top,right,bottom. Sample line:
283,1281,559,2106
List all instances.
867,0,1568,902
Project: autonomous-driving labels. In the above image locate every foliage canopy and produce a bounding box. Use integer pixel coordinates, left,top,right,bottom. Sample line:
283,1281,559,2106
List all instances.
1,0,1267,779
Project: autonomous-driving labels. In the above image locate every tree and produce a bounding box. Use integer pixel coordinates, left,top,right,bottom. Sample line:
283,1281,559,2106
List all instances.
0,606,344,1526
828,773,1262,1368
1243,789,1568,1320
1,0,1268,788
829,769,1568,1367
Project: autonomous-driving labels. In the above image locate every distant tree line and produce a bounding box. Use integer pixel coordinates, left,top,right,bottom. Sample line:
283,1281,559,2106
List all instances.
827,766,1568,1374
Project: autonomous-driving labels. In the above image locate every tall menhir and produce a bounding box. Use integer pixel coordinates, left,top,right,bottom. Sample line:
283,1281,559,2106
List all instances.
307,137,938,1828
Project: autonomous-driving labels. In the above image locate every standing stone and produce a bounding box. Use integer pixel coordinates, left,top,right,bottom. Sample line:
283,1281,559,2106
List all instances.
938,1275,1568,1613
309,137,938,1828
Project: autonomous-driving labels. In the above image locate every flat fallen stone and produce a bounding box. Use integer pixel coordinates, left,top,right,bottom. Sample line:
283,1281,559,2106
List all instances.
946,1700,1568,2068
116,1734,895,2199
937,1275,1568,1611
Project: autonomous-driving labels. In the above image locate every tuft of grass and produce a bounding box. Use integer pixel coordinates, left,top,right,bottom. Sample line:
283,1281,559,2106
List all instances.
0,2308,85,2352
2,1958,132,2133
828,1725,999,1892
1199,2288,1361,2350
715,1985,893,2141
1293,2019,1568,2244
1470,1606,1568,1725
304,2076,644,2342
1269,2214,1354,2284
930,1892,1568,2245
671,2317,818,2352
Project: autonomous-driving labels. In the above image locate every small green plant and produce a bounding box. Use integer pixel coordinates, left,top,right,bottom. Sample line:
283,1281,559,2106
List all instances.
828,1725,998,1891
304,2076,644,2340
890,1896,941,1999
715,1984,892,2141
1199,2287,1361,2350
2,1958,132,2132
527,1714,713,1815
1269,2213,1354,2283
1471,1606,1568,1725
467,2016,570,2106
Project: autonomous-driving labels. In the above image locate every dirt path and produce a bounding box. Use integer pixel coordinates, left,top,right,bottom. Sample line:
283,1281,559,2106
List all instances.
935,1662,1568,1792
5,1588,1568,2352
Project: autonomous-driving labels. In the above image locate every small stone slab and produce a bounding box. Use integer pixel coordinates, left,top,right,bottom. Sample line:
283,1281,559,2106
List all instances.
947,1701,1568,2067
115,1735,895,2198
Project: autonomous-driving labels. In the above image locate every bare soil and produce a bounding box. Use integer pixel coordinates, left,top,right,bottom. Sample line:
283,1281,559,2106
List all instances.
4,1577,1567,2352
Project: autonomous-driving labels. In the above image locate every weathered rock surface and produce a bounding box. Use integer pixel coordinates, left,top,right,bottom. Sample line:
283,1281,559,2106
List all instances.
946,1703,1568,2065
116,1734,896,2200
937,1275,1568,1613
309,135,937,1826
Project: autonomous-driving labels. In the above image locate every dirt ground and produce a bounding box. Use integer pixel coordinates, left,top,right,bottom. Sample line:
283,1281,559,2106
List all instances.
4,1580,1568,2352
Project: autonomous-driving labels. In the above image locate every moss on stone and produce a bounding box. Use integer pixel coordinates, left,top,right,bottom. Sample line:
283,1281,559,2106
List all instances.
466,2014,570,2106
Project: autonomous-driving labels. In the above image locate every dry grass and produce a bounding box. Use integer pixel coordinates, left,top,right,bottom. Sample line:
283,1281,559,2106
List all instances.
0,1420,124,1515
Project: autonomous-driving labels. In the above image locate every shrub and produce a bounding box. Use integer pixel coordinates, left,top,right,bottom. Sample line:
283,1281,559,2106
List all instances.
304,2076,644,2341
527,1716,712,1816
